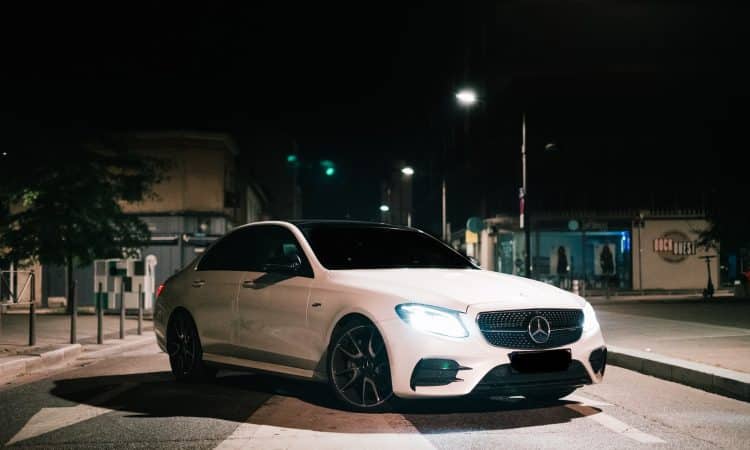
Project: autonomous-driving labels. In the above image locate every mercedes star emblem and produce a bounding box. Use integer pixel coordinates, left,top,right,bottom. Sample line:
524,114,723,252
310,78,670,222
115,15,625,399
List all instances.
528,315,551,344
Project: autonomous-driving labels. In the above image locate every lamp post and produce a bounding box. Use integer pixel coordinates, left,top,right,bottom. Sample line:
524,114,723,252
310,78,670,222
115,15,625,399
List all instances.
401,166,414,227
452,88,478,241
520,116,558,279
455,88,558,278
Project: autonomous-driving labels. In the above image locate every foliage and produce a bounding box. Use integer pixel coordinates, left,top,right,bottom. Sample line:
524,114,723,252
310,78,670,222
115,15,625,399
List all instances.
0,135,169,269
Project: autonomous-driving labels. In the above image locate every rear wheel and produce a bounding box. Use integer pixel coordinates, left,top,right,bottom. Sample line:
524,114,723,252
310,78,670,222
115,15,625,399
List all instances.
328,318,394,412
523,387,577,402
167,310,216,382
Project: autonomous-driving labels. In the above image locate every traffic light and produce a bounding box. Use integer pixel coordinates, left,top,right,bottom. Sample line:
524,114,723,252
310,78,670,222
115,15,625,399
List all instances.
321,160,336,177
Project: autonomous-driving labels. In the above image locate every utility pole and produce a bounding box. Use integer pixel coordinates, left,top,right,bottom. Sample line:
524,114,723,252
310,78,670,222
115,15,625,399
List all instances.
521,114,531,278
442,179,447,241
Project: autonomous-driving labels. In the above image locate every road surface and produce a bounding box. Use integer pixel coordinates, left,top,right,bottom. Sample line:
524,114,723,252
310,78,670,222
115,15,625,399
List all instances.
0,342,748,449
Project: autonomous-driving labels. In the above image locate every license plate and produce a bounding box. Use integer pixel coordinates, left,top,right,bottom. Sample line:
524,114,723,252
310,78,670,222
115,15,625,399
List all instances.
509,349,572,373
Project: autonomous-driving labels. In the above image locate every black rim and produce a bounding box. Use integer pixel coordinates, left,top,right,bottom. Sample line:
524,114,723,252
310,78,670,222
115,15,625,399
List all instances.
167,314,197,377
331,324,392,408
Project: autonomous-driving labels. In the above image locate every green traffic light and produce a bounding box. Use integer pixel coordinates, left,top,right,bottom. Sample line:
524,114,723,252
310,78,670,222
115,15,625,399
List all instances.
286,154,298,163
325,167,335,176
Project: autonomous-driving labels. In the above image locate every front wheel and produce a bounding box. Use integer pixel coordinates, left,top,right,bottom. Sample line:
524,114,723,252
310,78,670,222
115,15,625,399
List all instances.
328,318,394,412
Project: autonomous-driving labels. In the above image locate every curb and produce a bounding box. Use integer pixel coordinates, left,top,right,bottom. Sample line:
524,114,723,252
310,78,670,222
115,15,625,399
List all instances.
608,345,750,402
0,344,82,385
0,332,156,385
80,333,155,360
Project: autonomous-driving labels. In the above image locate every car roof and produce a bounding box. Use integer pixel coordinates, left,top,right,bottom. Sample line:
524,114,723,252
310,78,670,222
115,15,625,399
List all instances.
289,219,414,230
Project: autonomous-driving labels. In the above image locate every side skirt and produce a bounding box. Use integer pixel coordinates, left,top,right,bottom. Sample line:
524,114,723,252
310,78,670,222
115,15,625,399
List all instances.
203,353,317,379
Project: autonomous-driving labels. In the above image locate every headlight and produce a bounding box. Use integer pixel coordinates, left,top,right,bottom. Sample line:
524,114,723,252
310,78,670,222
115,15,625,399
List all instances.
395,303,469,338
582,301,600,332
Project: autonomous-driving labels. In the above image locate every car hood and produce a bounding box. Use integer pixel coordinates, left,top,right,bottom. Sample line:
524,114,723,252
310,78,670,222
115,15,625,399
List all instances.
327,268,585,312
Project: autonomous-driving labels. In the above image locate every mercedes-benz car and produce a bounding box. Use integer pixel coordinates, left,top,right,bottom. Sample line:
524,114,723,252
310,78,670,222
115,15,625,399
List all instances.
154,220,606,411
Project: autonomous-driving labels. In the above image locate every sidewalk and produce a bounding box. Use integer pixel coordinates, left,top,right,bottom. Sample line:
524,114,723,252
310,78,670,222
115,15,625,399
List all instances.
0,312,155,385
594,298,750,401
0,312,152,356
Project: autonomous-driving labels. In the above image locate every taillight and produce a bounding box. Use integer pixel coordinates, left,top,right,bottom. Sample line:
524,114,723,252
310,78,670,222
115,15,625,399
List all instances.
156,284,165,298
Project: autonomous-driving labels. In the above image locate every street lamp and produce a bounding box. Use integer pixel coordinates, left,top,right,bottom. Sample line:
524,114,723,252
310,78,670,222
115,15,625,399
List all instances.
456,89,478,107
379,204,390,212
400,166,414,226
453,88,556,278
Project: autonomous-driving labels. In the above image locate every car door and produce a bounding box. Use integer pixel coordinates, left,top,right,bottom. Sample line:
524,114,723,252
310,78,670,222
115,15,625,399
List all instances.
235,225,315,371
190,228,251,355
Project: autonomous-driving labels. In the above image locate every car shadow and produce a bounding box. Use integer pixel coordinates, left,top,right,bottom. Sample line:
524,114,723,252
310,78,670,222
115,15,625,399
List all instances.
49,370,601,433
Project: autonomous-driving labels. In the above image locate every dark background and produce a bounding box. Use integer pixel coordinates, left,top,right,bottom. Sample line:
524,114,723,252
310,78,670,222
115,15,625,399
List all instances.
2,2,747,235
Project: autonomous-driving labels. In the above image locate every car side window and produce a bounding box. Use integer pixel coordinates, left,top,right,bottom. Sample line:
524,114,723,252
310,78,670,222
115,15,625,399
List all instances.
196,227,258,271
252,225,314,277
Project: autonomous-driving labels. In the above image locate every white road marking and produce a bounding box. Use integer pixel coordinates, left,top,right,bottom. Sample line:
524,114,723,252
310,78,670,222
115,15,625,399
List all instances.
215,425,436,450
214,396,435,450
5,382,135,446
566,403,666,444
565,393,613,407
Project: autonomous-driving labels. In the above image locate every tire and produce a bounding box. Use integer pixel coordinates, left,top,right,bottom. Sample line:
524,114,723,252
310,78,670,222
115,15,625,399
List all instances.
166,310,216,382
523,387,577,402
327,318,394,412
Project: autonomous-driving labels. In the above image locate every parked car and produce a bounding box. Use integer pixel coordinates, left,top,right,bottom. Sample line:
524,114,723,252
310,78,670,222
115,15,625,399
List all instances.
154,220,606,411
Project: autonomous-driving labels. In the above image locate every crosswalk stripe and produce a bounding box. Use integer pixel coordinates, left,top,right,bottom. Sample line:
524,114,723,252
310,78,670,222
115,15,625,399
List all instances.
6,382,136,445
214,396,435,450
566,403,666,444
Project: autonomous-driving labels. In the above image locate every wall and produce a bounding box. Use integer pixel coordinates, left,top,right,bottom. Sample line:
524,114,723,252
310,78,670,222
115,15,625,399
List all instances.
632,218,718,290
121,146,227,215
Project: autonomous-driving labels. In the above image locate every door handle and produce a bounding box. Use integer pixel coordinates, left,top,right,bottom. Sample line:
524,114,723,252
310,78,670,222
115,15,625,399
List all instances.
241,280,255,288
311,302,322,308
192,280,205,288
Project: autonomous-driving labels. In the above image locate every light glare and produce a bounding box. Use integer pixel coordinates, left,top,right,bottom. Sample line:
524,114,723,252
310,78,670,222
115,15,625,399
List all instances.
456,89,477,106
395,304,469,338
379,204,390,212
401,166,415,176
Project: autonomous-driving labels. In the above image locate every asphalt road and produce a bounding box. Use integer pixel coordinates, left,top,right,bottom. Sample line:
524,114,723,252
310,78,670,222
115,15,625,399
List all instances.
1,343,748,449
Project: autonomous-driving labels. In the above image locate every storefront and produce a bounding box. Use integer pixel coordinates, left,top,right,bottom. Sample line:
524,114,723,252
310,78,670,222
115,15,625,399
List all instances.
481,210,718,292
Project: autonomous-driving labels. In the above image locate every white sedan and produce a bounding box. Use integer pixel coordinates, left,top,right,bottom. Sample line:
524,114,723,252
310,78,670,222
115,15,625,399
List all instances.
154,220,606,411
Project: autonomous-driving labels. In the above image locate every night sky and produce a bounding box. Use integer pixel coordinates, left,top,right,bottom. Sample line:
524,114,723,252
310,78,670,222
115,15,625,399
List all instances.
2,2,747,235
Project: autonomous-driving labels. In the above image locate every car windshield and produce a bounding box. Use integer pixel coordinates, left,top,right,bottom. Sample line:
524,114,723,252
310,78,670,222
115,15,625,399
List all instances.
298,224,475,270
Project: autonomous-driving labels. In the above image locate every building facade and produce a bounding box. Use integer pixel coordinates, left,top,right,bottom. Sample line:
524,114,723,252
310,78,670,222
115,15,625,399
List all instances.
468,210,719,293
31,132,267,308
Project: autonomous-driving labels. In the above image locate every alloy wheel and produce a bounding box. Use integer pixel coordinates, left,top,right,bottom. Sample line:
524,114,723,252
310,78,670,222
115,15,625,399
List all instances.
330,323,393,409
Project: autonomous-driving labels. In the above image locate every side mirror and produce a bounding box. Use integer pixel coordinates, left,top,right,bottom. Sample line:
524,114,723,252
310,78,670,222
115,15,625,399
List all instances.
264,254,302,274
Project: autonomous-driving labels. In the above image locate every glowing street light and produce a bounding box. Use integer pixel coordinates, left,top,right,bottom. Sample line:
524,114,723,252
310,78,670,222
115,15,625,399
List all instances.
401,166,414,176
455,89,478,107
379,204,390,212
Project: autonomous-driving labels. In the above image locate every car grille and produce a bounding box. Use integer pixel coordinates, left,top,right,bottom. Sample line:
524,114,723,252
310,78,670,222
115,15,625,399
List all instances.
476,309,584,349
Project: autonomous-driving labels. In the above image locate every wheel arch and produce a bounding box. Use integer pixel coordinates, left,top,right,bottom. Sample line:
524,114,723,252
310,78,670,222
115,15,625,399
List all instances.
322,310,395,376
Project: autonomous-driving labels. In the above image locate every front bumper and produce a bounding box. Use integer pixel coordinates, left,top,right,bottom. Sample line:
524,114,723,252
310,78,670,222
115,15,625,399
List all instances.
378,318,606,398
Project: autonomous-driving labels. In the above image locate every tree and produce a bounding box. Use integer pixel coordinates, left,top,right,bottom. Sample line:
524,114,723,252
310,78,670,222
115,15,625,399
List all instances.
0,133,168,312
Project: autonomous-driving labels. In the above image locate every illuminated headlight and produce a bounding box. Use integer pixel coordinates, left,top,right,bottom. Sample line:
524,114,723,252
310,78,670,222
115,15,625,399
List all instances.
395,303,469,338
582,301,600,332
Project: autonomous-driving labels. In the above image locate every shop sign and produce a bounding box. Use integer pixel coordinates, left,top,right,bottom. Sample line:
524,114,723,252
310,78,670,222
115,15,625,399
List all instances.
653,231,696,263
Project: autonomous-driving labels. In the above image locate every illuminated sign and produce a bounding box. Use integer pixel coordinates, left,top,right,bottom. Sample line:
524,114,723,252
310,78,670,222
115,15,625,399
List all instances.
653,231,696,263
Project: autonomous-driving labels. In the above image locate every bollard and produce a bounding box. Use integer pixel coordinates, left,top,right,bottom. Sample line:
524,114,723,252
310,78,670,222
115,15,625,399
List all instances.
572,279,579,296
119,277,125,339
29,271,36,346
70,280,77,344
137,284,143,336
97,282,103,344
